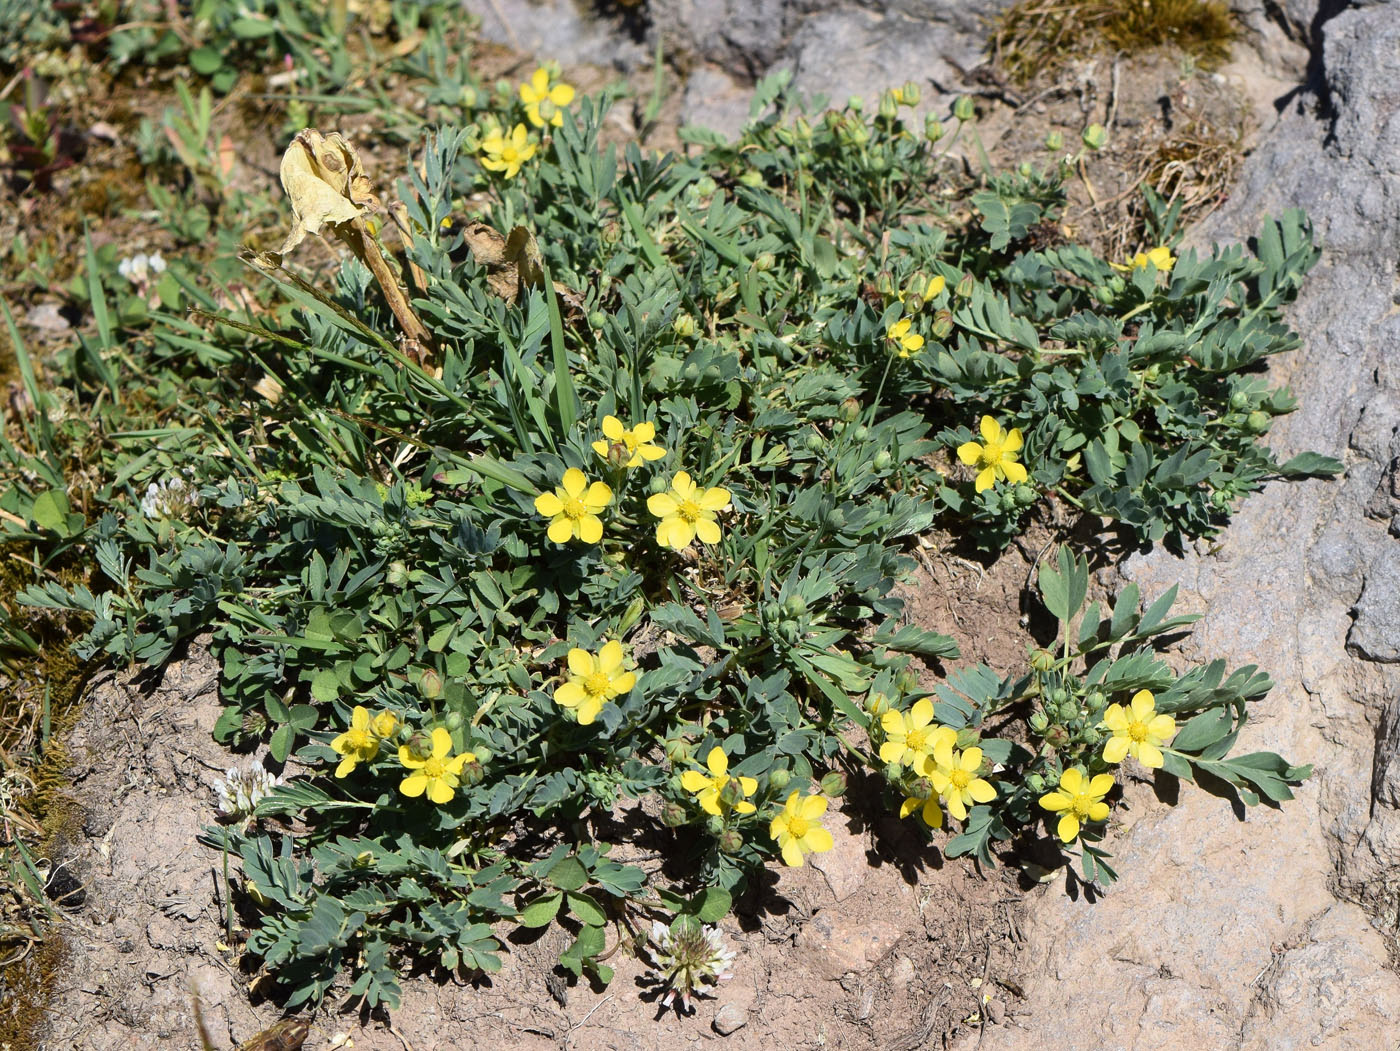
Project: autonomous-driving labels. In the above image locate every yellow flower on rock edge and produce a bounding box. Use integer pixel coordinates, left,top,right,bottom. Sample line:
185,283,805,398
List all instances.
647,471,731,551
554,640,637,726
1038,767,1114,844
956,415,1028,493
591,415,667,468
886,317,925,358
519,67,576,129
398,727,476,805
680,746,758,816
479,123,537,179
330,705,396,777
769,791,834,867
534,468,613,545
927,740,997,821
878,698,955,773
1112,245,1176,273
1101,689,1176,769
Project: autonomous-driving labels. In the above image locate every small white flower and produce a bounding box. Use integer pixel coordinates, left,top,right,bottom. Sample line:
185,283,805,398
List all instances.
118,252,165,286
649,917,735,1012
139,473,201,519
213,763,283,821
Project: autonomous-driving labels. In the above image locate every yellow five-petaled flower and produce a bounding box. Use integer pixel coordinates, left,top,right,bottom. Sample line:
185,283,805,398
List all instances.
592,415,667,468
769,791,834,867
1115,245,1176,273
1101,689,1176,769
956,415,1028,493
398,727,476,805
886,317,925,358
1038,767,1114,843
878,698,954,774
519,67,575,129
648,471,731,551
479,123,538,179
928,740,997,821
535,468,613,545
681,746,758,816
330,705,399,777
554,640,637,726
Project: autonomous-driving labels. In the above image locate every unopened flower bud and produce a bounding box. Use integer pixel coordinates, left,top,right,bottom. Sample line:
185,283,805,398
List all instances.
717,828,744,854
1029,648,1055,673
1085,691,1106,712
900,81,921,107
1026,772,1046,792
866,692,891,718
931,310,953,340
695,175,718,196
903,293,924,313
873,450,892,470
847,121,870,146
1229,391,1250,410
820,770,848,797
955,728,981,751
754,251,776,272
878,91,899,122
1045,725,1071,749
924,116,945,143
461,757,484,785
1028,711,1049,733
649,474,669,495
1014,483,1037,507
1211,489,1233,509
738,169,763,187
1044,130,1064,151
604,440,630,469
704,814,726,836
1082,123,1107,150
444,710,463,731
403,731,433,761
1018,161,1033,178
242,710,268,737
665,737,692,763
911,776,934,799
794,116,813,141
952,96,975,122
847,96,864,112
353,850,375,868
896,668,920,695
804,432,824,452
851,424,869,441
839,397,862,422
955,272,975,298
386,560,409,587
883,761,904,782
768,768,792,791
661,802,689,828
419,668,443,700
1245,410,1271,434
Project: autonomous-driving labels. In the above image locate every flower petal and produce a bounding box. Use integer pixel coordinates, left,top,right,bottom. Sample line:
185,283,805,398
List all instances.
699,486,731,511
975,466,996,492
878,741,905,764
1039,791,1070,812
980,415,1000,443
921,797,943,828
969,777,997,803
1103,736,1131,764
680,770,710,793
960,746,983,772
1059,768,1085,793
576,514,604,544
427,777,456,805
561,468,587,497
601,415,623,440
597,640,624,674
1137,742,1165,768
1003,460,1028,484
430,727,452,758
1003,428,1024,453
1088,773,1115,796
695,518,722,545
400,772,427,798
800,794,828,820
647,493,679,517
1147,714,1176,740
957,441,982,466
780,839,806,867
909,697,933,728
1102,704,1128,731
547,517,574,544
1130,690,1155,719
1056,813,1080,843
567,648,595,677
554,682,585,708
802,826,834,854
584,481,613,510
706,747,727,776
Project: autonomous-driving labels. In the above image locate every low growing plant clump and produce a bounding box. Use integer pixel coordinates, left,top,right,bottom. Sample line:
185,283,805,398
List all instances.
4,70,1333,1010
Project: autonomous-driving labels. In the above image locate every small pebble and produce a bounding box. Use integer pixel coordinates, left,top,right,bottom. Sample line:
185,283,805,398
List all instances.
713,1003,749,1035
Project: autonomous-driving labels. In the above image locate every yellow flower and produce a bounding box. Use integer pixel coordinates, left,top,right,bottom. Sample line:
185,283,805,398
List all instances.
769,791,834,867
1101,689,1175,769
1113,245,1176,273
956,415,1028,493
924,274,947,299
591,415,667,468
479,123,537,179
554,640,637,725
1038,767,1114,843
398,727,475,804
330,705,393,777
886,317,925,358
680,746,758,816
534,467,612,544
519,67,575,129
878,699,955,773
898,784,943,829
647,471,731,551
927,741,997,821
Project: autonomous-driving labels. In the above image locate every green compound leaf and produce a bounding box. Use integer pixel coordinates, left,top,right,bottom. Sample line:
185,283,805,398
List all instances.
518,892,563,928
566,891,607,927
546,855,589,892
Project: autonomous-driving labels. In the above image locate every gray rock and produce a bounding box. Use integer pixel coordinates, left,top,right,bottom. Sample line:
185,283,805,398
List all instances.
1349,545,1400,662
712,1002,749,1034
464,0,648,70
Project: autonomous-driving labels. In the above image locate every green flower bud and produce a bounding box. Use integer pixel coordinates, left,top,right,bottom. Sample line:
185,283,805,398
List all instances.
774,125,795,146
783,595,808,618
649,474,669,495
1018,161,1033,178
458,85,478,108
1230,391,1251,410
1049,688,1069,706
999,489,1018,512
461,757,484,785
1029,648,1055,673
820,770,848,797
664,737,692,763
899,81,921,106
1026,772,1046,792
1211,489,1233,509
704,814,726,836
826,507,847,531
754,251,776,272
1092,284,1115,304
672,312,696,338
1028,710,1049,733
924,116,945,143
1014,483,1037,507
1082,123,1107,150
952,96,975,122
903,293,925,314
1143,363,1160,383
1245,410,1272,434
794,116,813,141
931,310,953,340
851,424,869,441
954,728,981,751
878,91,899,122
419,668,443,700
873,450,893,470
768,767,792,791
910,776,933,799
1085,690,1107,712
866,692,891,718
587,310,608,330
354,850,375,868
847,95,864,112
1044,130,1064,151
1045,724,1071,749
681,361,701,382
839,398,862,422
601,221,622,245
876,270,895,295
661,802,689,828
804,432,825,452
883,761,904,782
955,272,975,298
695,175,718,196
444,710,464,731
717,828,744,854
895,668,920,695
738,169,764,187
847,121,870,146
403,731,433,761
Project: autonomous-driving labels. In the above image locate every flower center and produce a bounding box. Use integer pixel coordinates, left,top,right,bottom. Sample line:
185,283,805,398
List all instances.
422,757,447,779
1071,791,1096,818
502,145,520,163
980,439,1005,467
677,499,701,524
786,816,810,839
345,728,373,751
583,671,611,697
950,768,972,790
562,495,586,519
905,727,928,752
1128,720,1150,743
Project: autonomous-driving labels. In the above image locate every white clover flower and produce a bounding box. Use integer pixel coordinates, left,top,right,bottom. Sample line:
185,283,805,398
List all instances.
213,763,283,822
649,917,735,1012
140,473,201,519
